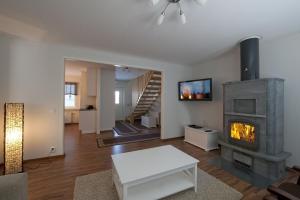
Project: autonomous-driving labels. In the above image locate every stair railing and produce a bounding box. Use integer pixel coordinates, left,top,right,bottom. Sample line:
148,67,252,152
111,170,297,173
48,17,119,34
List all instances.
136,71,154,107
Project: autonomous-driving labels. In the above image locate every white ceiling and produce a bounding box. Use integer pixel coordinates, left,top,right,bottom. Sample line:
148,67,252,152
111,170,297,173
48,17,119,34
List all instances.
65,60,148,81
115,67,148,81
0,0,300,65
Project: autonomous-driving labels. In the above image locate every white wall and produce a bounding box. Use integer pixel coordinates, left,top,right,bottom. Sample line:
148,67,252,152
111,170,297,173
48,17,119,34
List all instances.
186,49,240,130
0,33,65,162
260,34,300,166
100,69,115,131
0,31,192,163
188,33,300,166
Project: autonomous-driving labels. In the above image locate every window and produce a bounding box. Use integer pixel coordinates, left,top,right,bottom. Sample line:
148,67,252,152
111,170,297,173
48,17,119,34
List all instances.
65,82,78,108
65,82,78,95
65,95,76,107
115,91,120,104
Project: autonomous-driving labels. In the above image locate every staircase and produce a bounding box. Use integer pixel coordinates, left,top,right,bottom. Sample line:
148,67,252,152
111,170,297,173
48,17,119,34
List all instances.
127,71,161,124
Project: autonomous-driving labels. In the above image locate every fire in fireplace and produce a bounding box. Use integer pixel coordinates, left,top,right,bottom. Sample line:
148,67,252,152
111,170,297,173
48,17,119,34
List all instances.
230,122,255,143
228,120,258,150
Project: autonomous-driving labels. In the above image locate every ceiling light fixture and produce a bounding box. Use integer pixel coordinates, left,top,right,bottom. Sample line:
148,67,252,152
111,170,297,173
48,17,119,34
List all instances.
153,0,208,25
195,0,208,6
151,0,161,6
178,3,186,24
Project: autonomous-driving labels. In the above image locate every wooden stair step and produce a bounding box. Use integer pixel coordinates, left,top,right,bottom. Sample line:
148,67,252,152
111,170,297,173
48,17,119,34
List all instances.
152,71,161,75
135,110,148,113
136,104,151,107
144,92,160,95
134,111,146,114
143,91,160,94
143,95,159,98
135,108,148,110
133,111,147,115
140,97,156,100
139,100,155,103
139,101,155,103
148,82,161,86
140,98,156,101
140,100,155,102
135,106,149,109
149,79,161,83
145,89,160,92
138,104,152,107
151,76,161,81
146,85,160,89
136,107,151,109
138,101,154,103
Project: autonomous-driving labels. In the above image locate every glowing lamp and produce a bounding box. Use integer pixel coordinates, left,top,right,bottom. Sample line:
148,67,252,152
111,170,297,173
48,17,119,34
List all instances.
4,103,24,175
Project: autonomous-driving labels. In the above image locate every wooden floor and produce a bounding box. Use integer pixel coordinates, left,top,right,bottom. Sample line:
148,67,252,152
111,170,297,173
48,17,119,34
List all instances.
1,124,298,200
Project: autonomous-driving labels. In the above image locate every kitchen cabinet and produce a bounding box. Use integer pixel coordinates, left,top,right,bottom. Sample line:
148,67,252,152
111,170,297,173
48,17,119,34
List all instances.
87,68,97,96
64,110,79,124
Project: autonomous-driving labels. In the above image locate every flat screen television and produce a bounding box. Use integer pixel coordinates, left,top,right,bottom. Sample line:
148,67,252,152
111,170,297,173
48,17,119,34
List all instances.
178,78,212,101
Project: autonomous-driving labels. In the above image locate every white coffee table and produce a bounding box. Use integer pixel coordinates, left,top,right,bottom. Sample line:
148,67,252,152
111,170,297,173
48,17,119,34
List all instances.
111,145,199,200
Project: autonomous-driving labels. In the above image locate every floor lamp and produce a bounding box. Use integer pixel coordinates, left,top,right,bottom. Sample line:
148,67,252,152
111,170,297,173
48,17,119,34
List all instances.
4,103,24,175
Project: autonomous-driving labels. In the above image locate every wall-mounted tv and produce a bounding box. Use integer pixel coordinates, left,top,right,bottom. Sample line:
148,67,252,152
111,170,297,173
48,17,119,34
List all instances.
178,78,212,101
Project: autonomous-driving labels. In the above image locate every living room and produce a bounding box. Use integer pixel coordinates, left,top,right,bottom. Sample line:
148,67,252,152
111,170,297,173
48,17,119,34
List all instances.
0,0,300,200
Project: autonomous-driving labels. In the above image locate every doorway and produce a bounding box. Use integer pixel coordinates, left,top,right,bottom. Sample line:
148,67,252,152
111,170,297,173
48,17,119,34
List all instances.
115,87,125,121
62,58,164,151
96,67,162,147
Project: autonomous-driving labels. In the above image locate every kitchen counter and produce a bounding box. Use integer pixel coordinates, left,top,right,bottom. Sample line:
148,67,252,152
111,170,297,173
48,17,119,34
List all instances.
79,110,96,134
79,108,97,111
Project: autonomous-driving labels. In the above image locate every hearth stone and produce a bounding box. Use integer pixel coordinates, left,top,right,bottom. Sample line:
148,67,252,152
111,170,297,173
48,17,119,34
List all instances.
219,78,291,181
219,141,290,180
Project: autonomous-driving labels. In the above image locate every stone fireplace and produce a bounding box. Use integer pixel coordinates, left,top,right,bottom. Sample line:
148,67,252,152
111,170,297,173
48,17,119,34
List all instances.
218,37,291,181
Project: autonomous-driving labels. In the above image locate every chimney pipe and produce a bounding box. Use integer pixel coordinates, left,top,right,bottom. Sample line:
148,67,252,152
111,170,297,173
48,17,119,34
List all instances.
240,36,261,81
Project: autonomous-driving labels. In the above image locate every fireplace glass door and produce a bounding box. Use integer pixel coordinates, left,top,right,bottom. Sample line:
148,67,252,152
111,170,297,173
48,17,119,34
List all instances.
230,122,255,143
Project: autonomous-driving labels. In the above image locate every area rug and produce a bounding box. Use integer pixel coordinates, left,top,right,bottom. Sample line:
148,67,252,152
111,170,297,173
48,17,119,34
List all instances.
113,121,138,135
74,169,243,200
97,132,160,147
127,122,150,131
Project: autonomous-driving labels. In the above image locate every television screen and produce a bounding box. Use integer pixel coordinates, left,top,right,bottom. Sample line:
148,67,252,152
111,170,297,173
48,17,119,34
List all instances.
178,78,212,101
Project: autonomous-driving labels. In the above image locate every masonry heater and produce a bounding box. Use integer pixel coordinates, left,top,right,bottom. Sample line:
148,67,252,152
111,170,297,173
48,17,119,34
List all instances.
219,36,291,181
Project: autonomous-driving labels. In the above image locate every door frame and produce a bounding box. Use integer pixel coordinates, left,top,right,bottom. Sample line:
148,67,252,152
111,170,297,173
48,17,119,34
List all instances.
62,58,165,156
115,86,125,121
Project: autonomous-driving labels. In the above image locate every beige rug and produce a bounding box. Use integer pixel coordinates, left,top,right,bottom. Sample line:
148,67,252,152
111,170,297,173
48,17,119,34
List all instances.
74,169,243,200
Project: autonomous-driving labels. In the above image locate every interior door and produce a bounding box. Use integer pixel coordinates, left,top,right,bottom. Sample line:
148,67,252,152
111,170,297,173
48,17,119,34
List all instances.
115,87,125,121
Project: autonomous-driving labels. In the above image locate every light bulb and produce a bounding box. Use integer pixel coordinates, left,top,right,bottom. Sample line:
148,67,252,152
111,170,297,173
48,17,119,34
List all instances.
151,0,160,6
180,12,186,24
195,0,208,6
157,13,165,25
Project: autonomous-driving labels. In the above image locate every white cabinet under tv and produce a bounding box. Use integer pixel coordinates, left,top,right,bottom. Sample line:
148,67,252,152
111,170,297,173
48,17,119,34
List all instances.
184,126,219,151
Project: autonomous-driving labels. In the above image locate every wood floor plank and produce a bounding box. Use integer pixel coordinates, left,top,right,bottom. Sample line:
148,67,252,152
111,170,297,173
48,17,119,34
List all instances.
0,124,296,200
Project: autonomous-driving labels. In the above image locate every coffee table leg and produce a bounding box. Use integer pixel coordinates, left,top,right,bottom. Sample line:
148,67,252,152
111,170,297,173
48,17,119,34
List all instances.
194,165,197,192
122,185,128,200
112,163,115,186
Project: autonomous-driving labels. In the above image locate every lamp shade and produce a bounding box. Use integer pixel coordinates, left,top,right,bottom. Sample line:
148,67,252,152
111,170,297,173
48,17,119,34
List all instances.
4,103,24,175
195,0,208,6
180,12,186,24
151,0,160,6
157,13,165,25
